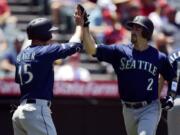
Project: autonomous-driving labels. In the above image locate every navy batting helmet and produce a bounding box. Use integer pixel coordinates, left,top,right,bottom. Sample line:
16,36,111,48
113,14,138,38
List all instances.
126,16,154,41
27,18,58,41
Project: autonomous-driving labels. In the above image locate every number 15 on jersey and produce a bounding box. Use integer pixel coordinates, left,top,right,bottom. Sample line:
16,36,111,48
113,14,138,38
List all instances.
17,64,33,85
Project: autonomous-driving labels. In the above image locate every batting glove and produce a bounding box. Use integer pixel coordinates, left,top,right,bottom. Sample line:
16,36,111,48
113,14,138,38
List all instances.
160,95,174,110
77,4,90,27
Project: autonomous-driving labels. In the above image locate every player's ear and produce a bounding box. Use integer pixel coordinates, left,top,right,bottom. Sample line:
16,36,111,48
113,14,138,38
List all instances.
142,28,151,41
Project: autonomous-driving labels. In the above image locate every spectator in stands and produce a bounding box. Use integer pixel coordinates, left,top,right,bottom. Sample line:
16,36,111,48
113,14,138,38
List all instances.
113,0,133,25
30,0,50,15
0,35,24,78
162,6,180,52
86,0,117,43
137,0,156,16
114,1,141,26
55,53,91,81
0,0,11,27
0,28,8,58
3,16,25,52
0,27,8,75
103,7,128,45
155,34,167,55
0,27,8,77
148,0,170,34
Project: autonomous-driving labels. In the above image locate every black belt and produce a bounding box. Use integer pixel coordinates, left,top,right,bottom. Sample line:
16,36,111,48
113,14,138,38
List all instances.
123,101,152,109
26,99,51,107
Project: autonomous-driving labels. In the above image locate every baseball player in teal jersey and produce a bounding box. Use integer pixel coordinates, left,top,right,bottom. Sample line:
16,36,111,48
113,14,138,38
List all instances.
167,49,180,135
12,7,85,135
75,5,177,135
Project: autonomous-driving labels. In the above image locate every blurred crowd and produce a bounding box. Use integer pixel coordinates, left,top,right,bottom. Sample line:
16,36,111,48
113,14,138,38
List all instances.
0,0,180,80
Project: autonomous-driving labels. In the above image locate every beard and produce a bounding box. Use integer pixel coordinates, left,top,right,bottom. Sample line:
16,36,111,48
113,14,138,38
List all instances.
131,33,137,44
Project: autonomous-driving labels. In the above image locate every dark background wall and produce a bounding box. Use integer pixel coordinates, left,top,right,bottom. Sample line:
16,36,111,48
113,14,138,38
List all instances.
0,96,167,135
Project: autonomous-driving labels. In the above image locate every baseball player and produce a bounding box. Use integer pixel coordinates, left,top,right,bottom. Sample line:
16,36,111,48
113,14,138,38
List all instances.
12,6,85,135
167,49,180,135
75,5,177,135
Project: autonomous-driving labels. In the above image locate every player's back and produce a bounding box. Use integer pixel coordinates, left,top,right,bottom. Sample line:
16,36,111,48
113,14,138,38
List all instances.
15,45,56,101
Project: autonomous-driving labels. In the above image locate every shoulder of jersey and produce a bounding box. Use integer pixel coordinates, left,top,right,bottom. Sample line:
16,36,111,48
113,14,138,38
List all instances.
118,43,133,49
169,49,180,64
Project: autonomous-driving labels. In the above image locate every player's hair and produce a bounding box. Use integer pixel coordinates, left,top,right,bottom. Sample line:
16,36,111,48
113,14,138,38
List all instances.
142,28,152,41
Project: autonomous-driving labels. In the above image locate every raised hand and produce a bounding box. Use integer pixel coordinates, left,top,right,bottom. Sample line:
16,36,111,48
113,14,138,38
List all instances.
74,4,85,26
76,4,89,27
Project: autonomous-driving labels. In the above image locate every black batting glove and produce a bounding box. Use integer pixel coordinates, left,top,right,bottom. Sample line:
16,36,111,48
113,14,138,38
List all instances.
77,4,90,27
160,95,174,110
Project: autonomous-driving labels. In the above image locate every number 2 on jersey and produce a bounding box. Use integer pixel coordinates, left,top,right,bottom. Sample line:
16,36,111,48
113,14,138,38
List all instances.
18,64,33,85
147,78,153,91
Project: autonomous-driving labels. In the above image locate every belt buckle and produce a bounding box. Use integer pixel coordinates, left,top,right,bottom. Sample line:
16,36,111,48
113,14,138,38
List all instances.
141,101,147,106
124,101,151,109
133,103,142,109
130,103,135,108
125,102,142,109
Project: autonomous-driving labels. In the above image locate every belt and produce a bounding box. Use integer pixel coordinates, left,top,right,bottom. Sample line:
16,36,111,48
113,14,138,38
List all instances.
21,99,51,107
122,100,152,109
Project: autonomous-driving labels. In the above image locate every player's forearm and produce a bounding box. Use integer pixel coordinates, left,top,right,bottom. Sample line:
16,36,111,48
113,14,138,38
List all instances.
0,60,15,72
158,75,168,97
83,27,97,55
69,26,83,43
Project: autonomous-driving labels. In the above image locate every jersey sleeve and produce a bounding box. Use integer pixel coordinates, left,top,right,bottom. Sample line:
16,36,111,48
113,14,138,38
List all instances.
95,44,121,64
159,53,177,81
44,42,83,61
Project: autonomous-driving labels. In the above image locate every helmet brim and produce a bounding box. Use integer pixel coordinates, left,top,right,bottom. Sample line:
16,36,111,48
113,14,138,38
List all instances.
126,22,148,31
49,26,59,31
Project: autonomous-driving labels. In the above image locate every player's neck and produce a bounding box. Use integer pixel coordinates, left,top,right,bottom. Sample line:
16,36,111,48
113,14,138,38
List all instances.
134,40,148,51
31,40,50,45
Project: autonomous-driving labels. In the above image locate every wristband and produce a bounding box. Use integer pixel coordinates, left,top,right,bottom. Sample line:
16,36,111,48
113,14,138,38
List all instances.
69,36,81,43
171,81,178,92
